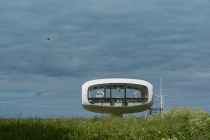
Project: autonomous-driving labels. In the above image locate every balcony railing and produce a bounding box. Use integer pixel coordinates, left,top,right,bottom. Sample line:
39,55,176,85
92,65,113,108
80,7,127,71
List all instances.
88,97,148,106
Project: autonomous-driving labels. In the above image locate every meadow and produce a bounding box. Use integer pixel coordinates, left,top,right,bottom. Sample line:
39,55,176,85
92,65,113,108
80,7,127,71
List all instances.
0,106,210,140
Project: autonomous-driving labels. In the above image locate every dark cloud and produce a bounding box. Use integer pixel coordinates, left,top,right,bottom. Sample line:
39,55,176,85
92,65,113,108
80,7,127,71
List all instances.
35,92,42,96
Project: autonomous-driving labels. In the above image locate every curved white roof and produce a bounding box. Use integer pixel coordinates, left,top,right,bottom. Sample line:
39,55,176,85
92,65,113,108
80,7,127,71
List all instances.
82,78,153,96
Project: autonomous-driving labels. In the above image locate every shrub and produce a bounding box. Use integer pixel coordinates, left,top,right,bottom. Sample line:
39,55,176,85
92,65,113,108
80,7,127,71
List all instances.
0,106,210,139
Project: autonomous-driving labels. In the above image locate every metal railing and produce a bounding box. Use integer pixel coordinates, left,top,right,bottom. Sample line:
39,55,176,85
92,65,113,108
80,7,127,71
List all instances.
88,97,148,104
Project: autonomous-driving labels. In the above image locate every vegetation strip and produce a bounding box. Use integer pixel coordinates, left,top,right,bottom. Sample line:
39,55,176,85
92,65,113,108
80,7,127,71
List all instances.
0,106,210,140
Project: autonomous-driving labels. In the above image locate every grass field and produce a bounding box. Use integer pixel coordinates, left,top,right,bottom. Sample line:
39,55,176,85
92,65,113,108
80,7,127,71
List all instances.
0,106,210,140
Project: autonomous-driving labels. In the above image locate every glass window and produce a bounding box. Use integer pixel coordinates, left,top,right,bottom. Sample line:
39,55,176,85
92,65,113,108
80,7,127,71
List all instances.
126,84,141,98
105,85,110,98
88,83,147,99
88,85,105,98
111,84,125,98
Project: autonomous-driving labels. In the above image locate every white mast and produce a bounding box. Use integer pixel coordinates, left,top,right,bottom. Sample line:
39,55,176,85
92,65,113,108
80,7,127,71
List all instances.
148,76,167,115
155,76,167,114
160,76,163,109
160,76,167,113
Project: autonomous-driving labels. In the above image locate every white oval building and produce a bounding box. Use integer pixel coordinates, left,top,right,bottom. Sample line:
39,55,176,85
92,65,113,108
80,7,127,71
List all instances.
82,78,154,116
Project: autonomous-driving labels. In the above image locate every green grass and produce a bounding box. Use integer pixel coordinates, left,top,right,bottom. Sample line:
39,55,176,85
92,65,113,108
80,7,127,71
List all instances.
0,106,210,140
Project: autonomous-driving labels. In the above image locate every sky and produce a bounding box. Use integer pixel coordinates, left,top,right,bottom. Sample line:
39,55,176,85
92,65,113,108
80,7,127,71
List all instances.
0,0,210,117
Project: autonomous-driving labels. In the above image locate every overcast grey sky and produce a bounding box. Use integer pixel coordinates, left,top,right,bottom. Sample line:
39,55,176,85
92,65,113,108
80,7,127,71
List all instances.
1,0,210,117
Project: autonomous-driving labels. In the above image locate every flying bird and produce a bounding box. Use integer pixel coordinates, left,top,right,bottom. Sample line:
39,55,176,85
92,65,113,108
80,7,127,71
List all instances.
47,38,57,45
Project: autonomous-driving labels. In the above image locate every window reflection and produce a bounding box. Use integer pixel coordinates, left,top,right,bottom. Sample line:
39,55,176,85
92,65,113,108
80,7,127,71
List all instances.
88,83,148,106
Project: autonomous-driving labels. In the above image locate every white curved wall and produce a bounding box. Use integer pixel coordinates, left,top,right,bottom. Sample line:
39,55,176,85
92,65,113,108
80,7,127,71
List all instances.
82,78,153,115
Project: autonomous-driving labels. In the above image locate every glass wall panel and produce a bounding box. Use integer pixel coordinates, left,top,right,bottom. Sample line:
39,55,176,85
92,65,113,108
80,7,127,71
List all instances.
89,89,97,98
111,84,125,98
126,84,141,98
87,83,149,105
104,84,110,98
88,83,147,99
88,84,105,98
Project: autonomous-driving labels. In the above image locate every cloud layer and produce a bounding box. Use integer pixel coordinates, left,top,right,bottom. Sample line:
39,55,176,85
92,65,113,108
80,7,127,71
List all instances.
1,1,210,116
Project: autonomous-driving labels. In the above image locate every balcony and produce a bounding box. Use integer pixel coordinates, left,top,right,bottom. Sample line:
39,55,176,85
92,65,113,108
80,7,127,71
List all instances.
88,97,148,106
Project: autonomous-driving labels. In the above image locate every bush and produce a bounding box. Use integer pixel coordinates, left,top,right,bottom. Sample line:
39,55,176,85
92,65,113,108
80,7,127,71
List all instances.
0,106,210,139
